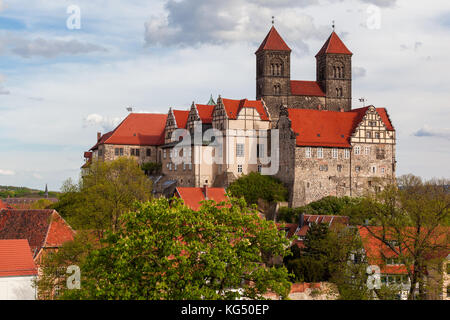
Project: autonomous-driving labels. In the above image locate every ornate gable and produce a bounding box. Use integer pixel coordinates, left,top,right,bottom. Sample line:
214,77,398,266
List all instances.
351,106,395,144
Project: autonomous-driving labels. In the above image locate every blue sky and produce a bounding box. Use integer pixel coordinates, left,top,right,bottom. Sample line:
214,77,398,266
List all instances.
0,0,449,191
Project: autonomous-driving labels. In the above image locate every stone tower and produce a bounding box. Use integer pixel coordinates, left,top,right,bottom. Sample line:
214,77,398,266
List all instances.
315,32,353,111
255,26,291,120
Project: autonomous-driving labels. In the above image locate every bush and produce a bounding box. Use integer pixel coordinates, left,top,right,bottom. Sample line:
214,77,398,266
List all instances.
227,172,288,205
141,162,162,175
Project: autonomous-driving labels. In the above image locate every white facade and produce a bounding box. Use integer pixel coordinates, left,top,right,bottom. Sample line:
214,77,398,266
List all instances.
0,275,37,300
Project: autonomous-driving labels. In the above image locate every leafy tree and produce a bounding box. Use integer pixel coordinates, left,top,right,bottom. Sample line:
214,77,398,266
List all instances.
227,172,288,205
362,174,450,300
31,198,55,209
61,197,292,300
141,162,162,175
53,158,153,233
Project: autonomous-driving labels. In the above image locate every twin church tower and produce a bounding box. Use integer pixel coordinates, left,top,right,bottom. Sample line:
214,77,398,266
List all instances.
255,26,353,121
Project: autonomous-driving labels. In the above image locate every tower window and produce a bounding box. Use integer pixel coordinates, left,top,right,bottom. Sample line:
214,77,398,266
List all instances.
336,87,343,97
273,84,281,95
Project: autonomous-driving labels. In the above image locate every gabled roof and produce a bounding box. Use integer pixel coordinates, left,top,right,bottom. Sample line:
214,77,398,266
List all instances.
172,110,190,129
90,113,168,150
196,104,215,124
286,106,394,148
222,98,270,121
0,239,38,277
316,31,352,57
256,26,291,53
290,81,325,97
0,210,75,258
175,187,228,211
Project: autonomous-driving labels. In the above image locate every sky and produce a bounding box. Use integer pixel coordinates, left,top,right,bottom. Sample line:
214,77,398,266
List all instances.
0,0,449,191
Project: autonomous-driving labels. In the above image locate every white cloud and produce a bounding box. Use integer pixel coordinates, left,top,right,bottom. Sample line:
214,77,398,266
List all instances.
359,0,397,7
83,114,124,132
353,66,367,78
414,125,450,140
0,169,15,176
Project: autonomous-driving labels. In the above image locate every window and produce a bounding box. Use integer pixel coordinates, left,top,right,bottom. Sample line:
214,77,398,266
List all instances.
119,148,124,156
319,165,328,172
344,149,350,159
146,148,151,157
163,149,167,159
336,87,343,97
305,147,312,158
168,163,172,171
375,132,381,139
183,163,186,171
236,143,244,157
354,146,361,155
258,165,262,173
115,148,119,156
371,166,377,173
273,84,281,95
365,147,371,155
174,164,177,171
366,131,372,138
381,167,385,174
98,149,103,157
337,165,342,172
317,147,323,159
355,166,361,173
369,121,377,126
237,165,243,173
332,148,338,159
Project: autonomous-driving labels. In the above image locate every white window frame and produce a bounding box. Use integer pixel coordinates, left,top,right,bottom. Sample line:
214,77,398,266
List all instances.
237,164,243,173
317,147,323,159
236,143,245,157
365,147,370,155
332,148,338,159
163,149,167,159
344,149,350,159
354,146,361,155
305,147,312,158
257,165,262,173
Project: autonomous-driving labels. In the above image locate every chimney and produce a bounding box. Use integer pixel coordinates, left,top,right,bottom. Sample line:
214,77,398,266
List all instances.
97,132,102,141
202,184,208,199
340,107,344,112
317,105,322,111
298,213,304,229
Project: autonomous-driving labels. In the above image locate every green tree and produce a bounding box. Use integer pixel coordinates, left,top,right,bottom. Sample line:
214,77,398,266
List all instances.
61,197,291,300
227,172,288,205
362,174,450,300
53,158,153,233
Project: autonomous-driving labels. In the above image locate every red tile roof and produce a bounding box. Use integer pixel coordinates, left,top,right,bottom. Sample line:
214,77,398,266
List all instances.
196,104,215,124
90,113,168,150
0,210,75,258
256,26,291,53
175,187,228,211
316,31,352,57
0,199,12,210
222,98,270,121
290,81,325,97
286,106,394,148
0,239,38,277
173,110,190,129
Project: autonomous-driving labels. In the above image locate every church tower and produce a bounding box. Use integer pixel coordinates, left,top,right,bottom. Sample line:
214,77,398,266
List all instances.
255,26,291,120
316,31,353,111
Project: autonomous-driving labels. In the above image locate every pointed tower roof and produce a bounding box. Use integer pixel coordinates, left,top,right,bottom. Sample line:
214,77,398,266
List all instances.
256,26,291,54
315,31,352,57
207,94,216,105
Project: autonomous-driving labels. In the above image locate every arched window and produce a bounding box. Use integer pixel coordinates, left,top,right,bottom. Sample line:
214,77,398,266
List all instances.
333,63,344,79
273,84,281,95
271,59,283,76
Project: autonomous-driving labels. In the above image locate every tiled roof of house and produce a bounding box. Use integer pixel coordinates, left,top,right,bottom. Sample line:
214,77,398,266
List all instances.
256,26,291,53
286,106,394,148
175,187,228,211
222,98,270,121
173,110,190,129
316,31,352,57
290,80,325,97
358,226,449,274
0,239,38,277
90,113,168,150
196,104,215,124
0,199,12,210
0,209,75,258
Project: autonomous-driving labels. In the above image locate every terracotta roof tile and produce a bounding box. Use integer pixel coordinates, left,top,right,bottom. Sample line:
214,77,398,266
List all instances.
0,210,74,258
176,187,228,211
222,98,269,121
91,113,168,150
196,104,215,124
0,239,38,277
286,106,394,148
290,81,325,97
173,110,190,129
316,31,352,57
0,199,12,210
256,26,291,53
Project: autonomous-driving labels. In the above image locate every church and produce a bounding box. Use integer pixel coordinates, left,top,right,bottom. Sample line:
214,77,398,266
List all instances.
83,26,396,207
